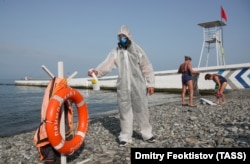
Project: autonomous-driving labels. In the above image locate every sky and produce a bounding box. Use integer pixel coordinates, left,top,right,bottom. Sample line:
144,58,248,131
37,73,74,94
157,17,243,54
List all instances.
0,0,250,79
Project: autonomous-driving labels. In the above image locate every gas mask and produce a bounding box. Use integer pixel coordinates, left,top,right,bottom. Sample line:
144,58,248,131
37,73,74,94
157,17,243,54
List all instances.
118,36,131,49
119,37,128,46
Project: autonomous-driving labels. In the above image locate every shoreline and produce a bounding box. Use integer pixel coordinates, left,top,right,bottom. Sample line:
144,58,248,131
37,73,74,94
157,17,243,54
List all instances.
5,82,218,95
0,89,249,163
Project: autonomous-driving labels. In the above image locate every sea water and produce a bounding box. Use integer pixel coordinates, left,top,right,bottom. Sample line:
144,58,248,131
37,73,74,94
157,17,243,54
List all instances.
0,79,180,137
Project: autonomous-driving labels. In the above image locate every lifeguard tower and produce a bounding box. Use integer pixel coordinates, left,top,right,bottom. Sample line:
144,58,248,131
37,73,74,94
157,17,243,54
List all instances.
197,20,226,68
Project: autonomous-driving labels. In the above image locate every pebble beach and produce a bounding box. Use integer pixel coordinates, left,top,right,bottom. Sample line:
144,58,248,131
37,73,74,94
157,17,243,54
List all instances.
0,89,250,164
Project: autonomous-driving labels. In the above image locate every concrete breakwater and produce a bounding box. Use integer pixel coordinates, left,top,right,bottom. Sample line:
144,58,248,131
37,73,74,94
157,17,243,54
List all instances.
15,63,250,93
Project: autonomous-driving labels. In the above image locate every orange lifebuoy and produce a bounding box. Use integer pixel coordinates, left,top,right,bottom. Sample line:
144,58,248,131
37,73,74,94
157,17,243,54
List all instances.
45,87,88,155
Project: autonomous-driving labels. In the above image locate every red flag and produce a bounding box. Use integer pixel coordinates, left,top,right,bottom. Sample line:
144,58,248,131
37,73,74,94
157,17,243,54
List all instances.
221,6,227,22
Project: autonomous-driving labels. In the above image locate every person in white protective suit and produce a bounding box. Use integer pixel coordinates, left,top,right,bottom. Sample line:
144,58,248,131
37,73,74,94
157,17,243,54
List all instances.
88,25,156,146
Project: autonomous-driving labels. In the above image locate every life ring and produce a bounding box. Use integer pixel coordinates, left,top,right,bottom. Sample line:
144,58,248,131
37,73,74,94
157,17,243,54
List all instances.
45,87,88,155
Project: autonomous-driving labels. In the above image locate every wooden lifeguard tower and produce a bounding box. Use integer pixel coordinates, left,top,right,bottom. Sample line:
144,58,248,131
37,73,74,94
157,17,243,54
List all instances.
197,20,226,68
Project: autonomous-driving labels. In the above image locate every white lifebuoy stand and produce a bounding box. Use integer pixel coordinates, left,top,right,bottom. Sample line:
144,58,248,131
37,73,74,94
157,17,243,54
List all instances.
58,61,67,164
42,61,78,164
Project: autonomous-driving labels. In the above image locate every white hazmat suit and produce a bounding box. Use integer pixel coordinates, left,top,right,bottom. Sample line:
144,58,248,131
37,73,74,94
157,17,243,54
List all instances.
91,25,155,143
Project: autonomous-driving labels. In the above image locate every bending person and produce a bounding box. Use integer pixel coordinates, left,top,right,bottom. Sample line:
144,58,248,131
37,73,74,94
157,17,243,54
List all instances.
205,73,227,104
